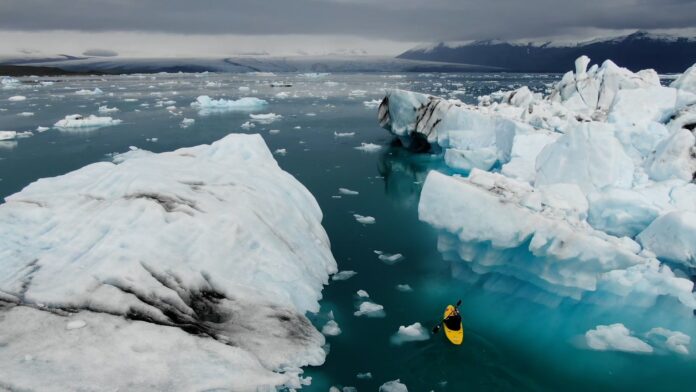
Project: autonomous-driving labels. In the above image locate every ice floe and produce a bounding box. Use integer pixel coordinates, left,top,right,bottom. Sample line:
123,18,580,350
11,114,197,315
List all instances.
353,214,376,224
355,142,382,152
338,187,359,195
322,320,342,336
190,95,267,115
390,322,430,345
8,95,26,101
353,301,385,318
54,114,122,129
332,270,358,281
98,105,119,113
0,133,337,390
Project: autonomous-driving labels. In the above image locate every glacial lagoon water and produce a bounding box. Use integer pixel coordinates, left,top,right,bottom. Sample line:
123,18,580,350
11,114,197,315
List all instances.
1,72,694,391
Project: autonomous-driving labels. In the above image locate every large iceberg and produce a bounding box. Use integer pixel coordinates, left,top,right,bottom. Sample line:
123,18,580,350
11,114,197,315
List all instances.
381,57,696,330
0,134,337,391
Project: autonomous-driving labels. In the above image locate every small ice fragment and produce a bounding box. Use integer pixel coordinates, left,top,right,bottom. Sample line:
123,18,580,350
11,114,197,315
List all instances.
54,114,121,128
98,105,119,113
293,126,302,129
376,252,404,265
275,92,289,99
274,148,287,156
180,118,195,128
269,129,280,134
354,301,385,318
355,143,382,152
36,126,50,132
379,379,408,392
646,327,691,355
250,113,282,123
357,372,372,380
322,320,342,336
334,131,355,137
66,319,87,330
17,112,34,117
390,322,430,345
75,88,103,95
353,214,375,224
363,99,381,108
238,86,250,91
356,290,369,298
240,121,255,129
332,271,357,281
8,96,26,102
339,188,359,195
395,284,413,292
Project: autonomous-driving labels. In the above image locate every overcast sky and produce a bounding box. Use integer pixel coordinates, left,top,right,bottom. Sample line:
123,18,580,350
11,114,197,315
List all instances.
1,0,696,57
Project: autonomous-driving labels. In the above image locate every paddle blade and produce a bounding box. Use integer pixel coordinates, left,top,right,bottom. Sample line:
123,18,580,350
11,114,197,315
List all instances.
456,299,462,307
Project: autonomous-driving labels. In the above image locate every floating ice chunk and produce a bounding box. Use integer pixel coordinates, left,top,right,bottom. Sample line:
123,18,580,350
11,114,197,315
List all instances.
354,301,385,318
363,99,381,108
8,95,26,101
349,90,367,97
353,214,375,224
356,290,369,298
501,132,560,183
180,118,195,128
238,86,250,91
585,324,653,353
390,322,429,345
98,105,119,113
66,319,87,330
637,211,696,267
190,95,267,114
646,327,691,355
54,114,122,129
250,113,282,123
334,132,355,138
379,379,408,392
338,188,359,195
0,133,337,390
240,121,255,129
322,320,342,336
75,88,103,95
274,148,287,156
36,126,50,132
374,251,404,265
269,129,280,134
17,112,34,117
275,92,289,99
356,372,372,379
395,284,413,292
355,143,382,152
332,270,357,281
0,131,18,141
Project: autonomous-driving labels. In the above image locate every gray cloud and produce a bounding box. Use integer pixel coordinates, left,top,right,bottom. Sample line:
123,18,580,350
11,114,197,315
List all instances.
1,0,696,42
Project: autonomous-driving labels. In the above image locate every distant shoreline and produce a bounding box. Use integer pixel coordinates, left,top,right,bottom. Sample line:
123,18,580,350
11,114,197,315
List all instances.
0,64,105,77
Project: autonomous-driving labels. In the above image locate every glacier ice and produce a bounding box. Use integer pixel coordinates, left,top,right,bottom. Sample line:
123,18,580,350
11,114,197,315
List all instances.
380,56,696,309
8,95,26,101
379,379,408,392
0,133,337,391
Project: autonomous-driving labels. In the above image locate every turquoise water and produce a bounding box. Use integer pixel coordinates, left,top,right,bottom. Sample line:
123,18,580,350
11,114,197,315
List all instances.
1,73,694,391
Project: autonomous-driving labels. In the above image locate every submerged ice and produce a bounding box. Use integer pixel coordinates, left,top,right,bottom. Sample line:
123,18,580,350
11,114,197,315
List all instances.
0,133,337,391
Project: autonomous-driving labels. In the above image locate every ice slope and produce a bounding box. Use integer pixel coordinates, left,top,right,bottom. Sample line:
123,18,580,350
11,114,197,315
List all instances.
381,57,696,271
0,133,337,391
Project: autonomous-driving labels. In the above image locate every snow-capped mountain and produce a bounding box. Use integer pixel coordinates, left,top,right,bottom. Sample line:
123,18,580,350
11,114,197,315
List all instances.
398,31,696,73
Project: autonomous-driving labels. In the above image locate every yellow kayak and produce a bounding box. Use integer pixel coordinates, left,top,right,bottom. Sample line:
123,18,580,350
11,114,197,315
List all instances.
443,305,464,345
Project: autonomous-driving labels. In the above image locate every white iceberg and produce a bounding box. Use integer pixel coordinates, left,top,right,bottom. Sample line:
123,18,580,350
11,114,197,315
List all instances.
355,143,382,152
354,301,385,318
75,88,103,95
322,320,342,336
54,114,122,129
332,270,357,281
98,105,119,113
190,95,267,115
250,113,282,123
353,214,375,224
338,187,359,195
390,322,430,345
8,95,26,101
0,133,337,391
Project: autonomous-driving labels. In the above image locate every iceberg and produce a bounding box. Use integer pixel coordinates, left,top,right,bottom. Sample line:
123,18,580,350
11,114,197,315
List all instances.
381,56,696,302
585,324,653,353
190,95,267,115
0,134,337,391
390,322,430,345
54,114,122,129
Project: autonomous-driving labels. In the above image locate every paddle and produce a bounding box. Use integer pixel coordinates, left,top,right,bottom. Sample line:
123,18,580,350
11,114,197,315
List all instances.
432,299,462,334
